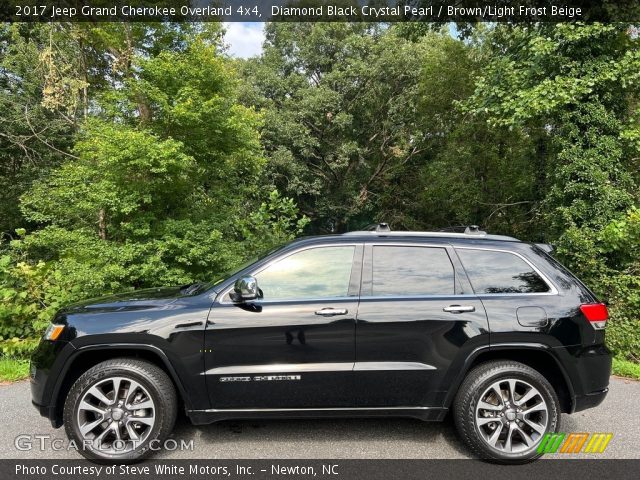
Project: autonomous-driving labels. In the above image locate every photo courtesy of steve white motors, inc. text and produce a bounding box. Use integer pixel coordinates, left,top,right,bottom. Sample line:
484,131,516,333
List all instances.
15,463,339,476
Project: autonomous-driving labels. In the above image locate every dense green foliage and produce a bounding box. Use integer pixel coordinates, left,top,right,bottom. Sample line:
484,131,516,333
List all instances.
463,24,640,360
0,23,307,346
0,22,638,365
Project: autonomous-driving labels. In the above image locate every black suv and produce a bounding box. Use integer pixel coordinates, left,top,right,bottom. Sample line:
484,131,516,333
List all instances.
30,226,611,463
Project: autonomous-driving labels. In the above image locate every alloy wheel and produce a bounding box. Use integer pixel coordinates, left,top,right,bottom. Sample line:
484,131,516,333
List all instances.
475,378,548,454
76,376,156,454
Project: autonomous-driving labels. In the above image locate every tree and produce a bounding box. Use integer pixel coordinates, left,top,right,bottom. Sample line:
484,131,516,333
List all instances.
381,28,543,236
241,23,431,232
16,31,304,295
465,23,639,274
0,22,199,236
464,23,640,359
0,24,79,234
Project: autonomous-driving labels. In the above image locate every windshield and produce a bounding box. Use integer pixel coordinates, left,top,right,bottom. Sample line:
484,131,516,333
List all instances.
204,242,289,290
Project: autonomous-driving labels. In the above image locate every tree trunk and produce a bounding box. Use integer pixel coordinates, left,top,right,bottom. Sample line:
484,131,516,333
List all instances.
98,208,107,240
135,91,151,123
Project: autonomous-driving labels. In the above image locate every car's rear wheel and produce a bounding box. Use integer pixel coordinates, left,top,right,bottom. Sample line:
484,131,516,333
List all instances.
64,358,177,462
453,360,560,463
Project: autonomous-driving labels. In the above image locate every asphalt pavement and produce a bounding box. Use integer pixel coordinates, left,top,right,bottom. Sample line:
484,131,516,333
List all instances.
1,377,637,459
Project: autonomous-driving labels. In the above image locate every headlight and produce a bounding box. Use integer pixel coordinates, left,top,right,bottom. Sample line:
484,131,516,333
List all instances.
43,323,65,341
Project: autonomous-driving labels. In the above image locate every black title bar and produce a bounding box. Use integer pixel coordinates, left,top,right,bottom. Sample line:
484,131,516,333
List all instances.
2,1,640,22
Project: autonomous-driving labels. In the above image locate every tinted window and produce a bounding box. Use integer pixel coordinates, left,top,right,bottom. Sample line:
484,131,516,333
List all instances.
372,246,454,296
256,246,355,300
457,249,550,294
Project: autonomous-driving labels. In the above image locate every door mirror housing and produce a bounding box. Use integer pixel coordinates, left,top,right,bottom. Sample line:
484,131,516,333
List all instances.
231,276,259,303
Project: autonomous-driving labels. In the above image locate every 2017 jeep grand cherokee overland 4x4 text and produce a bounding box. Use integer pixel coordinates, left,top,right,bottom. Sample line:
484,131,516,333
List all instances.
30,225,611,463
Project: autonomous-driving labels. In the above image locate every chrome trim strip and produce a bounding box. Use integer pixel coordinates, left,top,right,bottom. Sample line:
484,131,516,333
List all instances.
224,296,357,306
192,406,435,413
207,363,353,375
204,361,436,375
354,361,436,371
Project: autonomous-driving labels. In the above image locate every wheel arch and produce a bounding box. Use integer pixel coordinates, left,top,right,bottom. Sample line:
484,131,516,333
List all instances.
50,344,190,427
445,344,575,414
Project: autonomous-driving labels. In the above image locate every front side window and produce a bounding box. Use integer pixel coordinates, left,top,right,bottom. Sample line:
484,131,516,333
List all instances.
372,246,455,296
456,249,550,294
255,246,355,301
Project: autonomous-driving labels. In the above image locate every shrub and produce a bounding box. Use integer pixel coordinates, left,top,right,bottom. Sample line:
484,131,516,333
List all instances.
0,253,76,359
597,208,640,361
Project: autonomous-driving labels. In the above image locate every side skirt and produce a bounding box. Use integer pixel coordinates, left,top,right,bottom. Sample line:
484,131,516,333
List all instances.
186,406,448,425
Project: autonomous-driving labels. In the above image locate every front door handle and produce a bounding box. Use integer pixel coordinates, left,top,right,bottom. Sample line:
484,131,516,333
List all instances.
443,305,476,313
314,308,348,317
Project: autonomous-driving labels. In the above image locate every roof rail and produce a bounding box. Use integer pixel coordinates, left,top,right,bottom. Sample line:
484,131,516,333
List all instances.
437,225,486,235
464,225,485,235
343,223,518,242
363,222,391,232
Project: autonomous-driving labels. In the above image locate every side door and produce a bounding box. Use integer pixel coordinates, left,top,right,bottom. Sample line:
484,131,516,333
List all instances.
354,243,488,407
204,243,363,409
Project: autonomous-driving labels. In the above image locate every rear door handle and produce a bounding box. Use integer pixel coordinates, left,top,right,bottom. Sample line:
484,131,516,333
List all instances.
443,305,476,313
315,308,348,317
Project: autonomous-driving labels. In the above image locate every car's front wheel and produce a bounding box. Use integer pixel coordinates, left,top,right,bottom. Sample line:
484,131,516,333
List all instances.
64,358,177,462
453,360,560,464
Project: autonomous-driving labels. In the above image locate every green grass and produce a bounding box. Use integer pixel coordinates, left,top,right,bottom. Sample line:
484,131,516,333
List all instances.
0,358,30,382
612,357,640,380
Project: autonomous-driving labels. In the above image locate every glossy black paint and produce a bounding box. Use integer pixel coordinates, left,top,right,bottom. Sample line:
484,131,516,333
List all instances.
30,233,611,428
204,299,358,408
353,242,488,407
31,286,215,420
354,296,488,407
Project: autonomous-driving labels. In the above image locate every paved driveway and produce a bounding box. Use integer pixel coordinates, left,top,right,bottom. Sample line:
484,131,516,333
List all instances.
1,377,637,459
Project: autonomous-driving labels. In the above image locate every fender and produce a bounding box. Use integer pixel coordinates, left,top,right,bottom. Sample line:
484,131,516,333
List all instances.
49,343,193,419
441,342,576,410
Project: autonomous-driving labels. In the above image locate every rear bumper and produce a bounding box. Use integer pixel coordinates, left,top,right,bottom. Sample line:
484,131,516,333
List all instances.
573,387,608,413
562,343,611,413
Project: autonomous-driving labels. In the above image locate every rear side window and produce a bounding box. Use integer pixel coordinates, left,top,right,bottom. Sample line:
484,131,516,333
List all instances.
372,246,454,296
456,249,550,294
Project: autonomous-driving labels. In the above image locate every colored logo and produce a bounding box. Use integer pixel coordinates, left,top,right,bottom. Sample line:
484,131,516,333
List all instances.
537,432,613,454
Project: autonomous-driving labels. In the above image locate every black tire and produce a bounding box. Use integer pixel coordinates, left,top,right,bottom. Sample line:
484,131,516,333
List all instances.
453,360,560,464
63,358,177,463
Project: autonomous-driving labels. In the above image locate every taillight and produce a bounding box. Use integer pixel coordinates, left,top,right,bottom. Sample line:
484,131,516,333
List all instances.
580,303,608,330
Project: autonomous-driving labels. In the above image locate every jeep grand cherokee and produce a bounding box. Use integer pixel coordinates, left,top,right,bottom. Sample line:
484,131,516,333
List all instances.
30,225,611,463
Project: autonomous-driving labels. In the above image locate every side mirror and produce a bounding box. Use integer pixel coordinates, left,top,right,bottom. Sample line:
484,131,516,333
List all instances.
231,276,259,303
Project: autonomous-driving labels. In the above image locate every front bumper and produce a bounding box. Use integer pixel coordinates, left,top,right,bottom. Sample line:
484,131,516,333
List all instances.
29,339,75,428
31,400,60,426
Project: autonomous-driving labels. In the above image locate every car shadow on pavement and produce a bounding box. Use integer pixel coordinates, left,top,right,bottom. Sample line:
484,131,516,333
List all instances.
161,412,471,459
